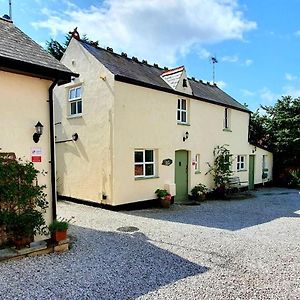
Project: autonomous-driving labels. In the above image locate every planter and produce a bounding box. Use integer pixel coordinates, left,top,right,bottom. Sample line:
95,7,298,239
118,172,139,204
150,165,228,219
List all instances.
13,235,34,250
51,230,67,242
160,197,171,208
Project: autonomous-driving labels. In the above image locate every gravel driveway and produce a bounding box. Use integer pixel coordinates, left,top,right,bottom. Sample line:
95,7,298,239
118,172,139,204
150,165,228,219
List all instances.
1,187,300,299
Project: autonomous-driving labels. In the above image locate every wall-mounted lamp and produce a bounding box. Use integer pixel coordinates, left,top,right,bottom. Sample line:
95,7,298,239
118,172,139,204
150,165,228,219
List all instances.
33,121,43,143
72,133,79,141
183,131,189,142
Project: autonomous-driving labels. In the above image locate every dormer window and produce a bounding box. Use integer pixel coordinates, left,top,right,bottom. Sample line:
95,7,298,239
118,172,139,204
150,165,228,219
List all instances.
183,79,187,87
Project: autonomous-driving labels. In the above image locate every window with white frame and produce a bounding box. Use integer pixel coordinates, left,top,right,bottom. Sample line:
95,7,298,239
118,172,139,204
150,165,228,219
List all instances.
195,154,200,173
69,86,82,116
177,99,188,124
262,155,267,170
224,107,231,129
134,149,155,178
237,155,246,171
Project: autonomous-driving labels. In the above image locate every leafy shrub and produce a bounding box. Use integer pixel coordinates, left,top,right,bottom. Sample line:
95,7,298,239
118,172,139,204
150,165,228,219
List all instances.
0,157,48,243
191,183,208,200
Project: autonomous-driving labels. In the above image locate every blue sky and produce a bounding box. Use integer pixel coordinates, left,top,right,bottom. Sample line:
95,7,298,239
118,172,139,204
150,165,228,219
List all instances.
1,0,300,111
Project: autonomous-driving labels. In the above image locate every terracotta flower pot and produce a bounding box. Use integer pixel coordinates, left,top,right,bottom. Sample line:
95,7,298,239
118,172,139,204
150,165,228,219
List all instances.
160,197,171,208
51,230,67,242
14,235,33,250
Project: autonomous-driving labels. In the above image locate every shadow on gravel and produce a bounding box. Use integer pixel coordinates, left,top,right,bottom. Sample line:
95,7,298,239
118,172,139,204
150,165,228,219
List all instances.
0,226,208,299
123,188,300,231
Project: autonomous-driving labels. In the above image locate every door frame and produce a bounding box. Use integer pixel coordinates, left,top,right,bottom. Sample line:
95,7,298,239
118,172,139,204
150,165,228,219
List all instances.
174,150,189,203
248,155,255,190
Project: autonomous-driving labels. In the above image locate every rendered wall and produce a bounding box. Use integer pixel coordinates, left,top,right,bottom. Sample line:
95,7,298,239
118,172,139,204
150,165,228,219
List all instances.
0,71,53,236
112,81,273,205
54,39,114,203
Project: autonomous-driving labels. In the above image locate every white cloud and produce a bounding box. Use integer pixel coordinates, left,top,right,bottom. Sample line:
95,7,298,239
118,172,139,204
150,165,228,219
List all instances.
241,89,255,97
198,48,211,59
282,85,300,98
244,59,253,66
285,73,298,81
32,0,256,66
221,55,239,63
216,80,227,89
259,87,279,104
295,30,300,36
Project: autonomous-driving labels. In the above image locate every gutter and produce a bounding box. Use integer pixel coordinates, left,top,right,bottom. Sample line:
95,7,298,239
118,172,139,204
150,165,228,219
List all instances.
49,80,58,220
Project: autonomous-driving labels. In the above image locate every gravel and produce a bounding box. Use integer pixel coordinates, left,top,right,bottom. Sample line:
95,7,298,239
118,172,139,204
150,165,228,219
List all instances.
0,187,300,299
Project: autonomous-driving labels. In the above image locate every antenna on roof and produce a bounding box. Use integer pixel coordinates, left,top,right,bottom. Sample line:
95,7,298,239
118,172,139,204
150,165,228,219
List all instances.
210,56,218,83
8,0,12,20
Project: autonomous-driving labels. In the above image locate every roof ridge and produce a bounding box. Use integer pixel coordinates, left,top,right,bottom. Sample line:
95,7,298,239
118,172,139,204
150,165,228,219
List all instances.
79,39,166,70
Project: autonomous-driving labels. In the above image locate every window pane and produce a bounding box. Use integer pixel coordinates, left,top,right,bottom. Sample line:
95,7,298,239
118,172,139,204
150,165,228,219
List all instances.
145,164,154,176
241,156,244,162
177,99,180,109
135,151,143,163
71,102,77,115
177,110,181,121
69,89,76,100
135,165,144,176
182,111,187,123
145,150,153,162
182,99,186,110
77,101,82,114
75,87,81,98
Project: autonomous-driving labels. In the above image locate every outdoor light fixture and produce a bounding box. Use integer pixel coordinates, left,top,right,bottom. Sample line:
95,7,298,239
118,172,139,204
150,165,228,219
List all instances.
33,121,43,143
72,133,79,141
183,131,189,142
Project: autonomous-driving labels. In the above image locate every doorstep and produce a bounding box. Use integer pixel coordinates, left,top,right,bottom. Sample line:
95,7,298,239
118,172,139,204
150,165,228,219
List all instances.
0,238,70,263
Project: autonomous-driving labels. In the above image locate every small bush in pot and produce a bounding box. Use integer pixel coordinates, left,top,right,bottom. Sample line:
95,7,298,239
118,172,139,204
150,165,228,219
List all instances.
49,218,71,242
191,183,208,201
155,189,172,208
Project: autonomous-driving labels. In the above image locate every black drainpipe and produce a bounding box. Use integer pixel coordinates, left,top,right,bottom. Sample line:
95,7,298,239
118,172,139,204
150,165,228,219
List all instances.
49,79,58,220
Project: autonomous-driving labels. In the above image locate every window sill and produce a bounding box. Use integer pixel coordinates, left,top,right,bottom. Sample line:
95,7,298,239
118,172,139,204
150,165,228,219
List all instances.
177,122,190,126
195,171,201,174
135,176,159,181
67,114,83,119
237,169,247,172
223,128,232,132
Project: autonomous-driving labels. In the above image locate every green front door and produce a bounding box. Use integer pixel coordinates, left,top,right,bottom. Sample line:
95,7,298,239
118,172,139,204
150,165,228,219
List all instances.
248,155,255,190
175,150,188,203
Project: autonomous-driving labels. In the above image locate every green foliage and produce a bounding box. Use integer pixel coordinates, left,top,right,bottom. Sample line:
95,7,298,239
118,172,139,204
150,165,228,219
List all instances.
0,157,48,239
155,189,169,199
46,33,95,60
206,145,233,188
288,170,300,188
48,218,71,233
249,96,300,183
46,38,66,60
191,183,208,199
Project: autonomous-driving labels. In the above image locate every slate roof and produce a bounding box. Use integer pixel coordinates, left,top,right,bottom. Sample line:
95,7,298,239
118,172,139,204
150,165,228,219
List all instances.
0,17,75,81
80,40,249,113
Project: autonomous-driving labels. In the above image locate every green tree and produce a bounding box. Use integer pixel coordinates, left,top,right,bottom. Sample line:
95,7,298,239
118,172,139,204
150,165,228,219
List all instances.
249,96,300,184
46,33,94,60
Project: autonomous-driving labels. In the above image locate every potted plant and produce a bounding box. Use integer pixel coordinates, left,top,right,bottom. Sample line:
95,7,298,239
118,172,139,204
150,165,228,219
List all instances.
155,189,172,208
0,157,48,249
48,218,70,242
205,145,233,198
191,183,208,201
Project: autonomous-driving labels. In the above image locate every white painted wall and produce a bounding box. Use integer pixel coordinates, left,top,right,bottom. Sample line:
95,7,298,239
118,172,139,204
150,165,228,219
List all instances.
0,70,53,237
54,39,273,206
54,39,114,203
